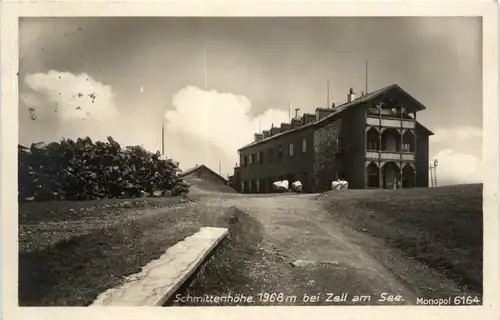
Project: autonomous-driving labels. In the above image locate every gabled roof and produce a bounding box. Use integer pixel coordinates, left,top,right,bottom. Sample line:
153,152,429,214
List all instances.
179,164,228,182
416,122,434,136
239,84,431,151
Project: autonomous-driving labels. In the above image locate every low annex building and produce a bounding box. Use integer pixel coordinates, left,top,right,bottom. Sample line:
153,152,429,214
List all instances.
180,164,228,185
233,84,434,193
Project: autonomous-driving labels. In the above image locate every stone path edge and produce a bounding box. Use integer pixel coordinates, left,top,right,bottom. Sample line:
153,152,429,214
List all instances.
90,226,229,306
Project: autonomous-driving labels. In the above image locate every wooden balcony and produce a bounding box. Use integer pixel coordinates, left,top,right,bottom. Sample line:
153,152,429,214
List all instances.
366,116,415,129
366,151,415,161
401,153,415,161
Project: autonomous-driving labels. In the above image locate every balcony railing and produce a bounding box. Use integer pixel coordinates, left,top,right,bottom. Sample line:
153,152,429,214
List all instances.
366,151,379,159
366,151,415,161
366,116,415,129
366,117,379,126
401,121,415,129
402,153,415,161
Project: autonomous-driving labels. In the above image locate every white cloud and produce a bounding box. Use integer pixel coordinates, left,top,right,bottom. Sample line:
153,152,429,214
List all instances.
164,86,289,157
20,93,41,108
430,125,483,186
20,79,288,177
24,70,118,122
433,148,483,186
431,126,482,143
20,71,152,150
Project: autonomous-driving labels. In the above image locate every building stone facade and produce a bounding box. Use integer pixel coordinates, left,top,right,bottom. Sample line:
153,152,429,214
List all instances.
233,85,433,193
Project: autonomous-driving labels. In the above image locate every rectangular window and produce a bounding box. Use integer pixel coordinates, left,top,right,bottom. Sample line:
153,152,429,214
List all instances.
242,155,247,167
248,153,253,165
301,138,307,153
268,148,274,162
257,152,263,164
256,178,260,193
277,145,283,160
289,143,294,157
248,180,253,193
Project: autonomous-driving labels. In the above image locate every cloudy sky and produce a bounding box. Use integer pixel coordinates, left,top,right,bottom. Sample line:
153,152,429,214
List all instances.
19,17,482,185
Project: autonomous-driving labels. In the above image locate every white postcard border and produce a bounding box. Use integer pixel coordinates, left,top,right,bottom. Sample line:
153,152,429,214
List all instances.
1,1,498,319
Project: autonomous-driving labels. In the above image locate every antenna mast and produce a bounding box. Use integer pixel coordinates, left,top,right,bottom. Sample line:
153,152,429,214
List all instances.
326,79,330,108
365,60,368,94
161,120,165,155
202,21,208,91
288,100,291,122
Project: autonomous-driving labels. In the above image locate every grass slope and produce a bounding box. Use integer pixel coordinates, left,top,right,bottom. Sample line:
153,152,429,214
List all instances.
18,178,237,306
319,184,483,295
18,196,232,306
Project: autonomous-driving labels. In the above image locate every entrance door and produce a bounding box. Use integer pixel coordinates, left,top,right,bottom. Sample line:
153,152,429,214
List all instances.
382,162,400,189
366,162,379,188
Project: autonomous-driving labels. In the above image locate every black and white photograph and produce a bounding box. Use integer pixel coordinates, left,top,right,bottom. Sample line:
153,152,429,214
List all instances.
1,1,499,319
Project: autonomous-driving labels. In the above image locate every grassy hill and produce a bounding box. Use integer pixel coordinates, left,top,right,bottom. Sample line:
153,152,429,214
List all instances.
319,184,483,295
18,181,483,306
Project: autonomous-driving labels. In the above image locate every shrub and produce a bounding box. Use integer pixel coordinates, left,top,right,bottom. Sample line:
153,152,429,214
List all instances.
18,136,189,202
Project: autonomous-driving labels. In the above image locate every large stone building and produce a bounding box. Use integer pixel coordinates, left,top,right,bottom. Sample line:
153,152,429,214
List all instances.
233,84,433,193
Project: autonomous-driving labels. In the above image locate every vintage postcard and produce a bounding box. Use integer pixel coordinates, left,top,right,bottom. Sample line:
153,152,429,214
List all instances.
1,0,499,319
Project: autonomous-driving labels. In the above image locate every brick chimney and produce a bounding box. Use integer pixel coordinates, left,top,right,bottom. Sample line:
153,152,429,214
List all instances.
347,88,356,102
254,133,263,142
262,130,270,138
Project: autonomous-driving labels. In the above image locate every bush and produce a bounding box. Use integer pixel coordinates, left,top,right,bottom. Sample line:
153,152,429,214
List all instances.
18,136,189,202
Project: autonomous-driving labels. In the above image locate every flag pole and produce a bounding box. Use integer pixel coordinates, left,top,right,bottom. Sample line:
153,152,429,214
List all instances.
327,78,330,108
365,60,368,94
161,120,165,155
288,100,291,122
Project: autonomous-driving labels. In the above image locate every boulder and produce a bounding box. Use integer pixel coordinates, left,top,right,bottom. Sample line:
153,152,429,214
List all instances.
272,180,289,193
339,180,349,190
291,181,303,192
331,179,348,191
331,180,341,190
280,180,289,190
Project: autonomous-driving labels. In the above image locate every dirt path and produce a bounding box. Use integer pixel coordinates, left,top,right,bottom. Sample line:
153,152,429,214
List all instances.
175,192,463,306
